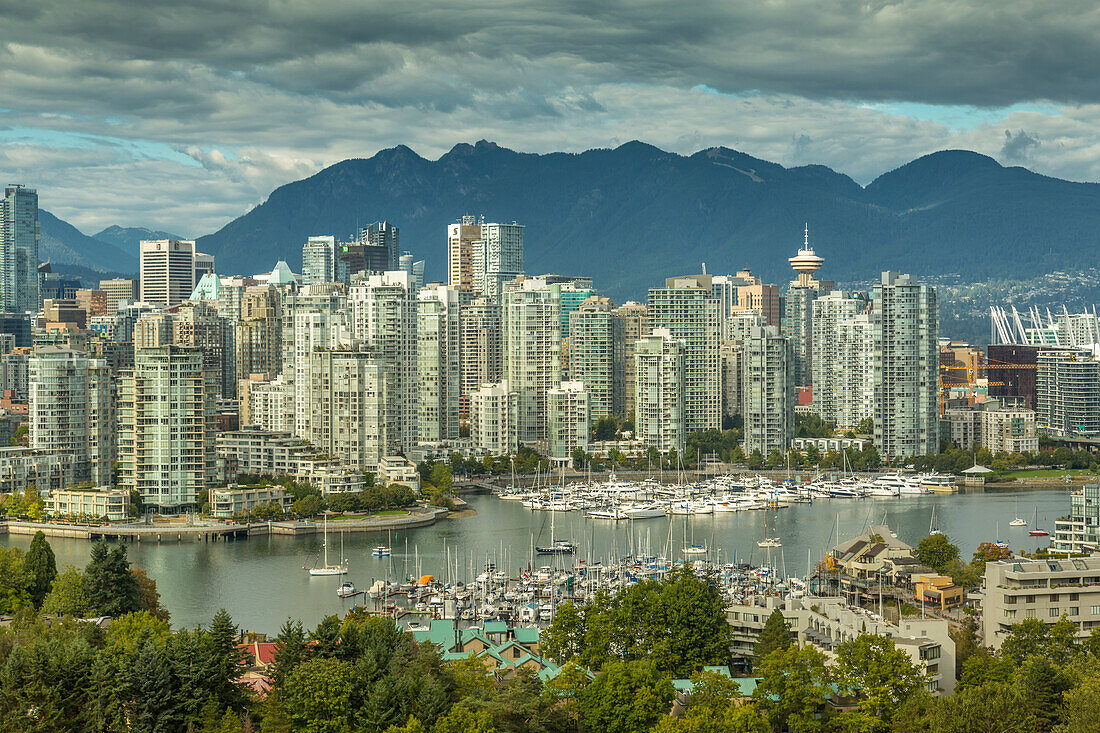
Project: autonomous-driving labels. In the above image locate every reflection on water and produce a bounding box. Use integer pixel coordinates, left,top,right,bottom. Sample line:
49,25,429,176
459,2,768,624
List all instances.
0,487,1069,632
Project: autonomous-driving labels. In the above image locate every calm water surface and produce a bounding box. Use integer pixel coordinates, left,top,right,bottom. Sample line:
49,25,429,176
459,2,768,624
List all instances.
0,487,1070,633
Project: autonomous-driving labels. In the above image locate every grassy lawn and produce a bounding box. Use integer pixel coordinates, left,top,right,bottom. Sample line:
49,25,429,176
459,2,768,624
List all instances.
997,468,1099,479
373,509,410,516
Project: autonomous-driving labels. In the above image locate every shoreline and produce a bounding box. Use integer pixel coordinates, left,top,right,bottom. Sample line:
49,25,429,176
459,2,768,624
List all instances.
0,505,451,543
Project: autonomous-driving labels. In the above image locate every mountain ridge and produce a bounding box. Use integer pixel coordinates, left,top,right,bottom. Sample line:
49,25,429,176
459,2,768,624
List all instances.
43,142,1100,300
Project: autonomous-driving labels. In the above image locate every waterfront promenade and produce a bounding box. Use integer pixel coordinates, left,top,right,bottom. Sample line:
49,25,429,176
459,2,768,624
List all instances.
0,504,451,543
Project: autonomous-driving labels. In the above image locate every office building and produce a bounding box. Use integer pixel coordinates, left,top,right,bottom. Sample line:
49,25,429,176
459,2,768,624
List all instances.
301,236,335,285
459,297,503,411
634,329,686,454
417,284,461,442
74,289,108,317
99,278,139,314
470,381,519,454
118,345,217,510
235,286,282,386
741,325,794,455
731,269,781,328
981,555,1100,649
448,215,482,293
1037,349,1100,436
873,272,939,458
307,348,388,471
812,292,873,429
648,275,721,432
612,301,649,420
28,347,114,486
348,271,418,451
782,228,833,386
473,222,524,301
335,222,399,281
140,239,213,307
568,297,624,420
547,381,590,463
0,185,40,313
503,278,561,444
174,300,235,399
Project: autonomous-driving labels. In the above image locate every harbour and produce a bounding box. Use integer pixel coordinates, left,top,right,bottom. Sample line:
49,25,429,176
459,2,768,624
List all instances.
0,486,1072,633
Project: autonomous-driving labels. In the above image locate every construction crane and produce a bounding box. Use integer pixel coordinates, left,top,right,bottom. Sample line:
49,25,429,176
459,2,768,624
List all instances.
938,358,1045,413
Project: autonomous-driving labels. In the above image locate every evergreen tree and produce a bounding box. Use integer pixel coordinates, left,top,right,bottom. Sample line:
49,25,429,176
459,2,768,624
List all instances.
129,636,182,733
309,615,342,658
24,530,57,608
753,609,793,667
207,609,248,710
269,619,308,687
84,541,140,617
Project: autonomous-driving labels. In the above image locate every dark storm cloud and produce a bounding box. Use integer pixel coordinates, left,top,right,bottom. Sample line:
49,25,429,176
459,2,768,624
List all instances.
4,0,1100,110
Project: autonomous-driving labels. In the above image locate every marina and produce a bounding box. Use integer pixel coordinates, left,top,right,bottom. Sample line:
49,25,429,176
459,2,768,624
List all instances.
0,486,1071,632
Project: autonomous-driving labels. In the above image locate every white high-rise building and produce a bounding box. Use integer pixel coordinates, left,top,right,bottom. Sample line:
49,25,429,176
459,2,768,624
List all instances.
28,347,113,486
282,284,348,438
568,297,624,420
1,185,40,313
118,345,216,510
417,284,461,442
741,324,794,456
348,271,418,452
140,240,214,307
648,275,721,433
470,381,519,454
302,236,335,285
459,298,503,411
873,272,939,458
473,222,524,302
634,329,686,454
812,291,873,429
503,277,561,445
547,381,590,462
307,348,387,470
1037,349,1100,436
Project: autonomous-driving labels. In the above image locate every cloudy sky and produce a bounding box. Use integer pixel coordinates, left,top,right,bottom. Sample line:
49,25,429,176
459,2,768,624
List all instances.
2,0,1099,237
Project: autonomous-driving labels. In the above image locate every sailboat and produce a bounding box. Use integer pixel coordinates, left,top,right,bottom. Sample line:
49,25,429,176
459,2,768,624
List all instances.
929,506,942,535
306,516,349,575
373,527,392,556
681,514,707,556
1029,506,1049,536
536,471,576,554
994,521,1009,549
1009,497,1027,527
757,508,782,548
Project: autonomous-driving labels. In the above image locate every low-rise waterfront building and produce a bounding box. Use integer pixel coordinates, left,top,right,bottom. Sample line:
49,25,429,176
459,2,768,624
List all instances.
377,455,421,490
45,487,130,521
208,484,292,518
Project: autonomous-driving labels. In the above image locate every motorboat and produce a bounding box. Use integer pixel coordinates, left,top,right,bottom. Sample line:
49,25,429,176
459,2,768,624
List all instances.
372,546,391,557
337,582,357,598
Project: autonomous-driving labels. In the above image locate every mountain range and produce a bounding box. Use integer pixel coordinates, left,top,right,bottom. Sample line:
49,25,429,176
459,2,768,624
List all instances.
40,141,1100,300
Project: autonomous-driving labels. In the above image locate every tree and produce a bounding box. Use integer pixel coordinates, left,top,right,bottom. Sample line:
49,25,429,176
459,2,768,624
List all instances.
428,464,453,493
84,541,141,617
833,635,928,731
915,533,960,573
971,542,1013,573
543,566,733,676
40,565,89,616
23,531,57,608
0,546,30,613
292,495,325,517
431,705,496,733
753,645,833,732
753,609,792,666
1055,675,1100,733
592,416,619,441
280,657,359,733
132,567,170,621
208,609,249,711
577,660,674,733
856,416,874,435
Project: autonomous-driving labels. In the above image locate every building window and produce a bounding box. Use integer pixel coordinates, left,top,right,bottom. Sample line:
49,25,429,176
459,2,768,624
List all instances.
1026,609,1036,618
1090,606,1099,615
1005,610,1017,619
1069,607,1080,616
1050,608,1061,618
